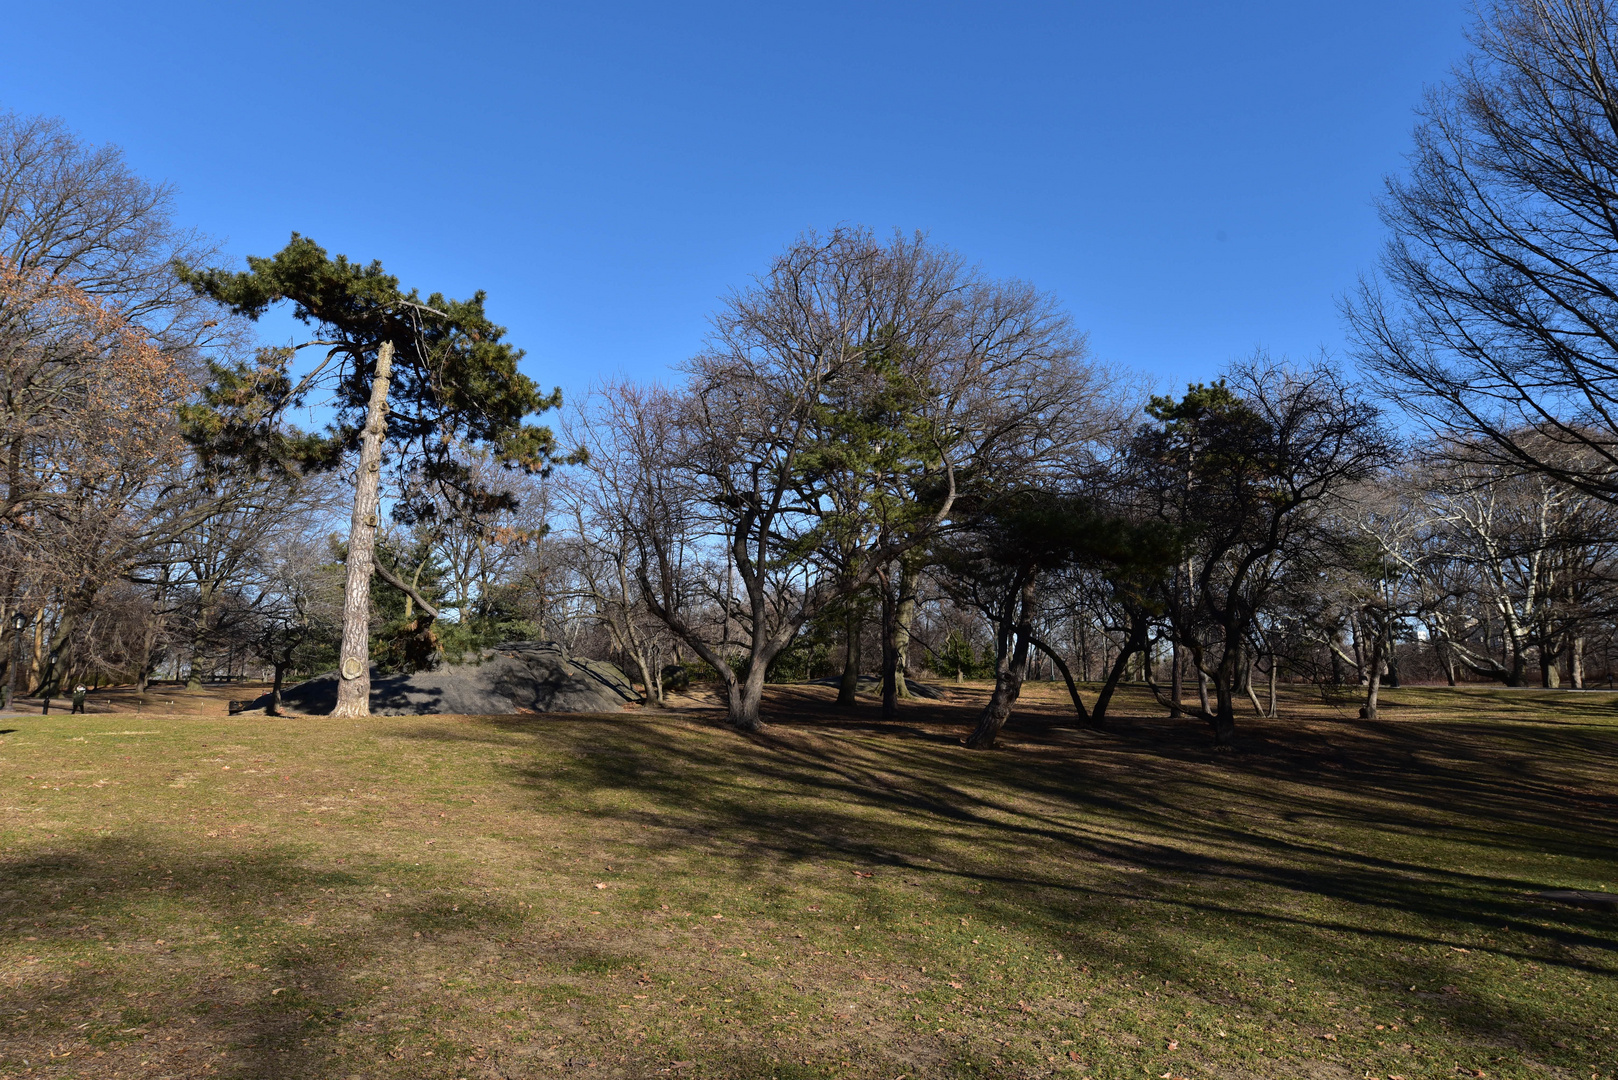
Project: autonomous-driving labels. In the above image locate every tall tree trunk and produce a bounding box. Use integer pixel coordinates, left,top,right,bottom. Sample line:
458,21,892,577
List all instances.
37,610,75,703
1267,653,1277,717
269,662,287,717
1503,612,1527,686
1362,622,1386,719
837,602,861,707
1363,664,1383,720
1207,631,1239,746
30,616,43,694
187,583,215,690
332,342,395,719
894,559,917,699
964,577,1036,749
1572,635,1586,690
1169,640,1184,717
1210,684,1235,745
137,618,156,694
1244,680,1265,716
880,568,900,719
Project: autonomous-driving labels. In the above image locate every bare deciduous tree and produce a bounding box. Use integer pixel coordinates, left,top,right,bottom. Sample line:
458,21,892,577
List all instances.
1351,0,1618,500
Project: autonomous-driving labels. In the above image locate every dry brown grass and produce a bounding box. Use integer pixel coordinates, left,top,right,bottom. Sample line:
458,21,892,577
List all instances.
2,682,1615,1080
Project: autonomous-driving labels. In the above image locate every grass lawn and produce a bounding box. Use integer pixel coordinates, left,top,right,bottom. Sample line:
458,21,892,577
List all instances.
1,682,1616,1080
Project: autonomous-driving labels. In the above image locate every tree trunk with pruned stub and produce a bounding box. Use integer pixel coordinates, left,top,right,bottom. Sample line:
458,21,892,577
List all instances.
332,342,394,719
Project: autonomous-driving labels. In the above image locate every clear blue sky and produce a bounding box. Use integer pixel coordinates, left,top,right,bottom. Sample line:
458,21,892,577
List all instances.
0,0,1471,405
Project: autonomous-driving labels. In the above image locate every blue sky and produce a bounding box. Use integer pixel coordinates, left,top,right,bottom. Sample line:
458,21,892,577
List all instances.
1,0,1471,406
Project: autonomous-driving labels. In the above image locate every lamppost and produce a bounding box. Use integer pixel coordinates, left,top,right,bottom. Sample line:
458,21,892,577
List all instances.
42,649,57,714
7,611,24,712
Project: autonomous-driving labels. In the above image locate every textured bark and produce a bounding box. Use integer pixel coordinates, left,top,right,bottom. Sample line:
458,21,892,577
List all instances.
332,342,394,718
880,569,899,719
187,582,216,689
1361,627,1386,720
1169,641,1184,717
894,560,917,699
623,647,658,707
727,663,767,732
6,612,23,709
137,619,155,694
964,576,1037,749
269,662,286,717
837,605,861,707
1363,666,1383,720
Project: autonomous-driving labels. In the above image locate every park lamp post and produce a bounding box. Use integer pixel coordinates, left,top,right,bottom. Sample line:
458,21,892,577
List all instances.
7,611,23,711
38,648,58,714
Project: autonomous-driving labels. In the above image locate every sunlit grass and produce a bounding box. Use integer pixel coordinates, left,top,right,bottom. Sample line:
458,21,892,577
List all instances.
1,684,1615,1078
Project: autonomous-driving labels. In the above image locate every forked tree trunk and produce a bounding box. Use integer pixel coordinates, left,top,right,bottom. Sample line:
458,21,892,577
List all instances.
625,646,658,707
724,661,768,732
964,577,1037,749
332,342,395,719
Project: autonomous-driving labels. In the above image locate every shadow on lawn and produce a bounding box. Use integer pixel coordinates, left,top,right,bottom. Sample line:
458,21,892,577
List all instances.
0,838,375,1079
404,699,1618,1062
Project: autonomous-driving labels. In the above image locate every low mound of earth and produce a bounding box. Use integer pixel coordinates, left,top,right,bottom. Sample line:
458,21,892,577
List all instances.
260,641,639,715
808,674,950,700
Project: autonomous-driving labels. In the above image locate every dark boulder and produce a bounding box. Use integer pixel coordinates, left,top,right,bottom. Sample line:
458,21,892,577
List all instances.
258,642,639,716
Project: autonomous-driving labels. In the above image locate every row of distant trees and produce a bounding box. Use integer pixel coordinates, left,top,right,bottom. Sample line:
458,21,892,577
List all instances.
7,0,1618,746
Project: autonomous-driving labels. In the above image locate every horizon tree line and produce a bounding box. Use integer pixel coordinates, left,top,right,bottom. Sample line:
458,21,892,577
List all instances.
6,0,1618,746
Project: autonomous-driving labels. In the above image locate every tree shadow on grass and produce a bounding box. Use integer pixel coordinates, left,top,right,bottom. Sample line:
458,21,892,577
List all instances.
1,837,394,1079
394,701,1618,1067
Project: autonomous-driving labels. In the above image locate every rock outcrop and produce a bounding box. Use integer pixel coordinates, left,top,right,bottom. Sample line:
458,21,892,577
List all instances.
261,642,639,716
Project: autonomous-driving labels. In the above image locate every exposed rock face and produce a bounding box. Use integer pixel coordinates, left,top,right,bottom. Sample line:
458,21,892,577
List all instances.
262,642,640,716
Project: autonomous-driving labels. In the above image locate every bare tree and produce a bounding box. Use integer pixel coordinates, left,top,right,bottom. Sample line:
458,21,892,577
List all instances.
248,533,343,714
1351,0,1618,499
0,110,236,356
592,228,1099,731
